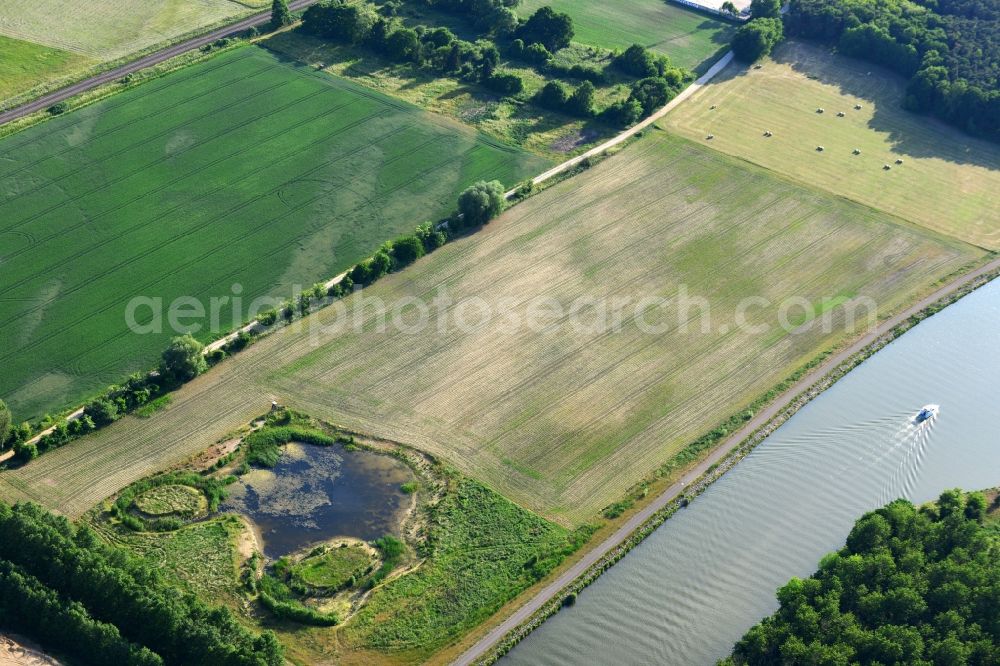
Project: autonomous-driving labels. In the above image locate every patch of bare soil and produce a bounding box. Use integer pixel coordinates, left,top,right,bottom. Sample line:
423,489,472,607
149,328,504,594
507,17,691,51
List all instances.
185,438,241,472
0,635,62,666
550,127,601,153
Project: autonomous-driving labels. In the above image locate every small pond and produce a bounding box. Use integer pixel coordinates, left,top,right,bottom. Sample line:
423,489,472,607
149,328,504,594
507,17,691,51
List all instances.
221,442,414,559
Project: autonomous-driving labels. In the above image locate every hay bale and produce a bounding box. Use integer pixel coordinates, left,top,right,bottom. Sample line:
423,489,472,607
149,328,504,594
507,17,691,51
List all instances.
816,108,825,113
836,111,845,117
883,164,891,170
710,105,717,110
816,146,824,151
895,158,903,164
706,134,714,140
854,104,863,110
852,148,861,155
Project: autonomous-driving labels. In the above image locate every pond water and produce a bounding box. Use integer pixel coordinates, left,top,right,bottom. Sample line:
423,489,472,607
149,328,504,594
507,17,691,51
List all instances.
221,443,413,559
504,278,1000,665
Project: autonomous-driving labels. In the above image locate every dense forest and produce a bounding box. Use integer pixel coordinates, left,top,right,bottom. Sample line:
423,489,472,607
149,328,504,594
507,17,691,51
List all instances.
786,0,1000,141
0,502,283,666
725,489,1000,665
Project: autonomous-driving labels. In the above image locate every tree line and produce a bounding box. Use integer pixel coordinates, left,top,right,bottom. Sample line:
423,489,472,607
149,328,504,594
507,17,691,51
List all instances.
0,502,283,665
725,489,1000,664
297,0,689,126
785,0,1000,141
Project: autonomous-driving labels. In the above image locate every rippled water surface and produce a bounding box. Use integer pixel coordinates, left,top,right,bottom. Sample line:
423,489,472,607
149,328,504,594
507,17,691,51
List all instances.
221,443,413,559
505,278,1000,665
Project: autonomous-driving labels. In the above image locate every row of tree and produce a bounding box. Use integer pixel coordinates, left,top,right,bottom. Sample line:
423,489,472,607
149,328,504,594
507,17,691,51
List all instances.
5,334,208,464
785,0,1000,140
0,559,162,666
0,502,283,665
725,489,1000,664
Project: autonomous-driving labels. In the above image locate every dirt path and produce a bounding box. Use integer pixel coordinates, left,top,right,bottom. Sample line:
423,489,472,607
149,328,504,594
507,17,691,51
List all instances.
505,51,735,197
451,254,1000,666
0,0,321,126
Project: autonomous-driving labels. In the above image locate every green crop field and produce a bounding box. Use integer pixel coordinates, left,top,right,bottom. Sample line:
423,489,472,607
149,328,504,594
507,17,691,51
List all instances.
0,34,93,102
0,132,979,522
519,0,735,73
666,40,1000,250
0,0,268,103
0,45,548,422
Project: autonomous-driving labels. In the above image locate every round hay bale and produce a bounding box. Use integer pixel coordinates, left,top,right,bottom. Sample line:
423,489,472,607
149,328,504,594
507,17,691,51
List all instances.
895,158,903,164
883,164,891,170
816,146,824,151
706,134,714,140
852,148,861,155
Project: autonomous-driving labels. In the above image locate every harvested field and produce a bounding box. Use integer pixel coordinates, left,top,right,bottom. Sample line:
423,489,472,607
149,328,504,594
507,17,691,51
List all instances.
665,40,1000,250
0,45,548,421
0,0,267,103
0,132,981,522
0,0,266,60
519,0,735,73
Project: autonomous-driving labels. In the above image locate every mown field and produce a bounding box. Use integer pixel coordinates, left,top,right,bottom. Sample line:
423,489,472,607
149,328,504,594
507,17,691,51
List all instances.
666,40,1000,250
518,0,735,73
0,132,980,522
0,45,548,422
0,0,268,103
0,34,93,102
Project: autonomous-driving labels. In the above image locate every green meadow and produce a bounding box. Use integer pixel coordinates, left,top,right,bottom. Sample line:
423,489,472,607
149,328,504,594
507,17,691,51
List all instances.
0,45,548,421
519,0,735,73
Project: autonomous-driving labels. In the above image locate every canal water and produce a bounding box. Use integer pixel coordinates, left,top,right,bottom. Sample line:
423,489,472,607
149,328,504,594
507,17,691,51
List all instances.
504,278,1000,665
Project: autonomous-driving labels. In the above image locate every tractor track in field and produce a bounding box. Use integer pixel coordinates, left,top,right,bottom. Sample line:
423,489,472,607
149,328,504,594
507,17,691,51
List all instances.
0,0,321,127
450,253,1000,666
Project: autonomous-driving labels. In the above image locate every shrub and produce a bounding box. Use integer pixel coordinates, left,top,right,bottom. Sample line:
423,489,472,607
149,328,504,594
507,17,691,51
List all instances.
629,76,673,115
0,400,10,448
391,235,426,268
159,334,207,384
457,180,506,228
566,81,596,117
13,441,38,463
83,399,118,428
615,44,667,78
523,42,552,65
259,591,339,626
484,72,524,95
258,309,278,326
47,102,69,115
600,98,643,126
535,80,569,111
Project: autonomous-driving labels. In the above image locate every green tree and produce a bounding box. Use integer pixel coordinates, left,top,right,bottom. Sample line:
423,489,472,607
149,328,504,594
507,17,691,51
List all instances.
749,0,781,18
386,28,421,61
566,81,596,117
159,334,207,384
731,17,784,62
628,77,672,115
302,2,378,44
391,236,426,268
84,399,119,428
517,6,574,52
0,399,10,447
721,0,740,16
270,0,292,30
457,180,506,227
